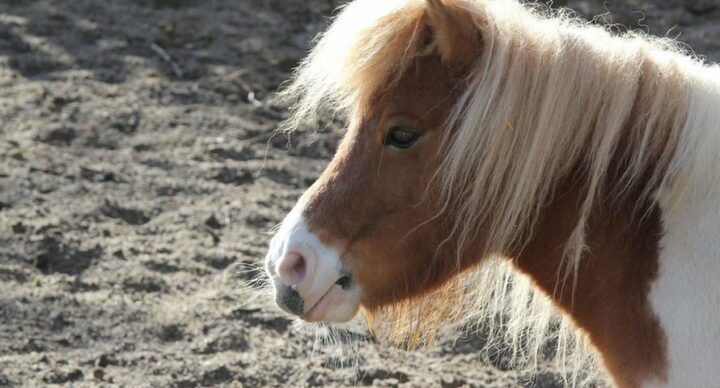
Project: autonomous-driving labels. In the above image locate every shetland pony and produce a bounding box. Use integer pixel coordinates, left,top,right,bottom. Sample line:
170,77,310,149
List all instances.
262,0,720,386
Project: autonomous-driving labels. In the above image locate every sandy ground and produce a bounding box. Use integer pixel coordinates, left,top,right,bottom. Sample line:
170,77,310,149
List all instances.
0,0,718,386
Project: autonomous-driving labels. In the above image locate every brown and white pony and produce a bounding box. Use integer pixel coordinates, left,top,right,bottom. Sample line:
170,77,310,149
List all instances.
262,0,720,386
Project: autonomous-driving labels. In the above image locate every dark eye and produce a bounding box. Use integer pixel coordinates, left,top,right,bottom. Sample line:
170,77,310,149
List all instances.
384,126,420,149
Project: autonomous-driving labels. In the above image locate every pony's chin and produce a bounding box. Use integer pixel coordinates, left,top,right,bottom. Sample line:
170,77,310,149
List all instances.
301,285,361,323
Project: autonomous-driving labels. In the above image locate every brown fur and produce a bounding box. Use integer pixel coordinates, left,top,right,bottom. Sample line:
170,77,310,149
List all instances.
514,177,666,388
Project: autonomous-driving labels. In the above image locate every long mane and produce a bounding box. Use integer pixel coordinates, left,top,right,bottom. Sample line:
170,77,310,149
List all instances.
277,0,718,384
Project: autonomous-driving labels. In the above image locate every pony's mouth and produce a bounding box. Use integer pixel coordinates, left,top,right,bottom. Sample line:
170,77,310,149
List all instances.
302,274,355,322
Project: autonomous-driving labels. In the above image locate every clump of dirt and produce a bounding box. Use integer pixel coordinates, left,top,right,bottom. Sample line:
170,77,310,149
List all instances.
0,0,717,386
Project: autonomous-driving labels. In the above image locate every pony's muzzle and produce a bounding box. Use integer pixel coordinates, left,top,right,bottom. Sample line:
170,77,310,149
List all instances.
267,245,361,322
264,202,362,322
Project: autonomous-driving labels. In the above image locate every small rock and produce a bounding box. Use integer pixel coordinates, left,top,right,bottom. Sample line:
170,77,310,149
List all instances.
0,373,9,386
93,368,104,381
112,250,126,260
204,214,222,229
12,223,26,234
48,96,68,111
157,324,184,342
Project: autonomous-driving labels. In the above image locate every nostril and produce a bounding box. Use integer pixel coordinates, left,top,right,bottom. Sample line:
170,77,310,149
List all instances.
277,251,306,287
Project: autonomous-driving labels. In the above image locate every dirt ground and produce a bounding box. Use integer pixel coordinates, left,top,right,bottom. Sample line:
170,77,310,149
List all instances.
0,0,717,386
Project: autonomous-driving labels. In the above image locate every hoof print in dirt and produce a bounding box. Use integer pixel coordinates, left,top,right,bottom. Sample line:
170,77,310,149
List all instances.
151,0,195,9
38,126,76,146
439,376,469,388
200,365,235,386
80,167,122,183
95,354,117,368
241,311,292,333
191,326,247,354
223,306,261,320
0,267,28,283
244,210,274,229
122,275,167,293
156,323,185,342
143,259,180,274
101,200,152,225
211,167,255,186
209,147,256,162
172,379,198,388
22,338,45,353
42,369,83,385
29,236,102,275
193,252,236,270
48,310,72,332
357,368,410,386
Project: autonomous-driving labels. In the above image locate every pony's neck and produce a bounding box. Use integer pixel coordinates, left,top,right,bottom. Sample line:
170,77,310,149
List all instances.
512,177,666,388
511,63,720,388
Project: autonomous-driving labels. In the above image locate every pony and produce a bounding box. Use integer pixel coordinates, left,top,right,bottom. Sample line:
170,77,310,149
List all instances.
262,0,720,386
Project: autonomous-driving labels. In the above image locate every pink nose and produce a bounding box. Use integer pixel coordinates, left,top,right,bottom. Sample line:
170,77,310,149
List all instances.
277,251,307,287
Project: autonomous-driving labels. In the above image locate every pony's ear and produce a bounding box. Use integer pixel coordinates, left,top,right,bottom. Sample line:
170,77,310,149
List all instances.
425,0,481,74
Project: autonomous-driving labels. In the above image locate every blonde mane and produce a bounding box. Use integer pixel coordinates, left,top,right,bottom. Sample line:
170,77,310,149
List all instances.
277,0,715,384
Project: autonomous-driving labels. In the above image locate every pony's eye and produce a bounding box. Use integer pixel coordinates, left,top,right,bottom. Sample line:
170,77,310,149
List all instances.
384,126,420,149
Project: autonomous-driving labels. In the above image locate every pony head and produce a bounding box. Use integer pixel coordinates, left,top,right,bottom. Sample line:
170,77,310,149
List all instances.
266,0,485,331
